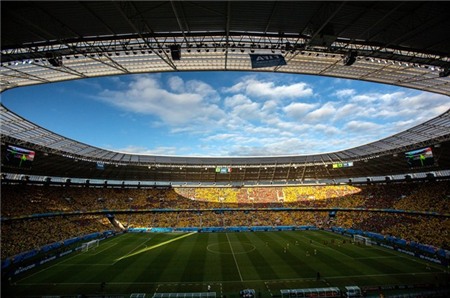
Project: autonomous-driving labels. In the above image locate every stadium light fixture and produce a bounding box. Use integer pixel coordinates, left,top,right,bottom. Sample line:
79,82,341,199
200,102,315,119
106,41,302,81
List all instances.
343,51,357,66
439,67,450,77
170,44,181,60
48,56,63,67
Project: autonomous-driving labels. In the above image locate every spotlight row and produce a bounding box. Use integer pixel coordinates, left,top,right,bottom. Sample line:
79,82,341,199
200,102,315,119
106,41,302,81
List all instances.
1,50,448,77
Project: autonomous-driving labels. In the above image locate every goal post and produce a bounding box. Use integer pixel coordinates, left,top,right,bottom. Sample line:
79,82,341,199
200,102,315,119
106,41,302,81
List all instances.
81,239,99,252
353,234,372,246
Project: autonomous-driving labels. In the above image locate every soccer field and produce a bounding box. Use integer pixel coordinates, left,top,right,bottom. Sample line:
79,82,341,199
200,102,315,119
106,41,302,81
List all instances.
4,230,449,297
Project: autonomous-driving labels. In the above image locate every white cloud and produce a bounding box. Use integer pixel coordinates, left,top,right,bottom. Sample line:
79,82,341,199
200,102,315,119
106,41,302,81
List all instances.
185,79,221,103
228,137,308,156
334,103,370,120
390,119,417,132
396,92,449,112
334,89,356,98
93,73,448,157
344,120,381,133
283,102,318,119
225,78,313,99
242,125,284,136
304,102,337,122
203,133,240,142
97,76,225,126
312,124,340,135
114,145,179,155
224,94,251,108
379,92,404,104
357,91,449,122
262,117,311,134
167,76,185,92
350,94,377,103
224,95,263,121
261,100,278,114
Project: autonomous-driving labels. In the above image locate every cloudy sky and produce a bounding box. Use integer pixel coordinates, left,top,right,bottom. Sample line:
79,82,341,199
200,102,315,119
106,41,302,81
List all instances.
1,71,448,156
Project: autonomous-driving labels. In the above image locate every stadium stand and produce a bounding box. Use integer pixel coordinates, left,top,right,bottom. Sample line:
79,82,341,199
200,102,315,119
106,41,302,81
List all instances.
2,181,449,259
1,2,449,297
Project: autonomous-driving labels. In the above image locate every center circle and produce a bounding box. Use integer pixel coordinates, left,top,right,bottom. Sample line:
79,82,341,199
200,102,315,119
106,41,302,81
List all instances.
207,242,256,255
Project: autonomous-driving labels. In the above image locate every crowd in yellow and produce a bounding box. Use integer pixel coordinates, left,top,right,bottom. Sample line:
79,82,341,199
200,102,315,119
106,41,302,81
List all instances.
1,181,449,258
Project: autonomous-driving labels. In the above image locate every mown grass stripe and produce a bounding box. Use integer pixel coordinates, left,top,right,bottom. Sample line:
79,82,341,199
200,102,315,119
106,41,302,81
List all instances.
7,230,447,298
226,233,244,281
115,232,196,261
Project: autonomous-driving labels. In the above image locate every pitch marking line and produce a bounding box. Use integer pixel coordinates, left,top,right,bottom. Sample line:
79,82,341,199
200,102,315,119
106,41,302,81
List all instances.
17,249,84,283
111,235,154,263
17,239,121,282
207,242,256,255
296,234,356,259
353,256,399,260
57,263,112,266
155,282,223,295
17,272,443,287
226,233,244,282
86,242,118,256
115,232,196,262
264,281,274,297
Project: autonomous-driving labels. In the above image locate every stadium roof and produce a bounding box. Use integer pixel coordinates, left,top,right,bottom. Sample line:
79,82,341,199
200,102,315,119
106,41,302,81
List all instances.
1,1,449,94
2,104,450,182
1,1,450,182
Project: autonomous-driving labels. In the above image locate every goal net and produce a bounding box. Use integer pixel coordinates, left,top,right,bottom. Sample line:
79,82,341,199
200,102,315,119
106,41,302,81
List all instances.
353,234,372,246
81,239,99,252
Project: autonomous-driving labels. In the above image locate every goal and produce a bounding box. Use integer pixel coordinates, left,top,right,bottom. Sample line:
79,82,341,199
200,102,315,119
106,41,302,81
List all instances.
81,239,99,252
353,234,373,246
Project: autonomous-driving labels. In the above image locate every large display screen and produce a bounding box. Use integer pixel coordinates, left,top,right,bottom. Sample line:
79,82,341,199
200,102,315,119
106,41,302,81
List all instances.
4,145,35,168
332,161,353,169
96,162,105,170
405,147,434,167
215,167,232,174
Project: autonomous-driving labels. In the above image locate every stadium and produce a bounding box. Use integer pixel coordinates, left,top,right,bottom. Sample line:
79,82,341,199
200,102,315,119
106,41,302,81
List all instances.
1,1,450,298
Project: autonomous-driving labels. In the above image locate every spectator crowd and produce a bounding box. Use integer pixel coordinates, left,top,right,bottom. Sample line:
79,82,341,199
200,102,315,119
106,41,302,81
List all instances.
1,181,449,258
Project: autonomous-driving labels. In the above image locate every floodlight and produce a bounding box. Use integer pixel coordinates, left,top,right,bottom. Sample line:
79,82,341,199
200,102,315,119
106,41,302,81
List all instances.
170,44,181,60
46,54,63,67
343,51,356,66
439,67,450,77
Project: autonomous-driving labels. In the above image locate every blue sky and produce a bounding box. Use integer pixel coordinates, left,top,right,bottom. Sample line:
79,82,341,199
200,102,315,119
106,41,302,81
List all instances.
1,71,448,157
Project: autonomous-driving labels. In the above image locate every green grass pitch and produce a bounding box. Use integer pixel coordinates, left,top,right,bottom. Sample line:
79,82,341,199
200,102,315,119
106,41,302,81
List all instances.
4,230,449,297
